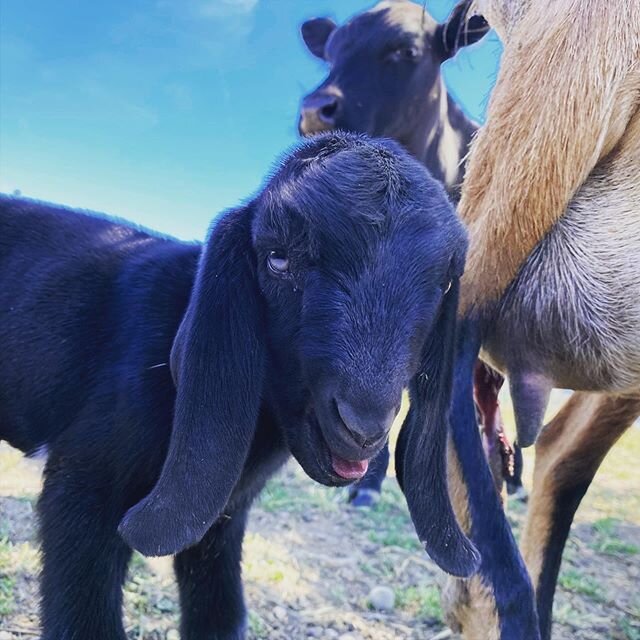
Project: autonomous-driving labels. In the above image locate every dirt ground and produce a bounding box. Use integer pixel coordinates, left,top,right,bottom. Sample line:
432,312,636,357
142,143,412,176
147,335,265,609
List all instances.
1,393,639,640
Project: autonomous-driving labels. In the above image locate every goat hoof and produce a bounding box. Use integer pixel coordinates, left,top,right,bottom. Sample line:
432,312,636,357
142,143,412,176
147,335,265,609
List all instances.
348,488,381,508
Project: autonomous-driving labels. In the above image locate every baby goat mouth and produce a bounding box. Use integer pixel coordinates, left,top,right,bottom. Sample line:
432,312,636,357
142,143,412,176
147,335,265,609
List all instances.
330,454,369,480
300,407,375,485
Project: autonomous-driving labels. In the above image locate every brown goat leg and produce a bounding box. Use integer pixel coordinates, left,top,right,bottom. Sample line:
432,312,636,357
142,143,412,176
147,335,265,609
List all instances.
521,391,640,640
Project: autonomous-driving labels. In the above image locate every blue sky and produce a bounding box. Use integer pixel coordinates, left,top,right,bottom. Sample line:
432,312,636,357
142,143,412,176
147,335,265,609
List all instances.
0,0,502,240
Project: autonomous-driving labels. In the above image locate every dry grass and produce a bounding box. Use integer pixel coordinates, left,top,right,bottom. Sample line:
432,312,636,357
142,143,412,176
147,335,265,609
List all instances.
1,397,638,639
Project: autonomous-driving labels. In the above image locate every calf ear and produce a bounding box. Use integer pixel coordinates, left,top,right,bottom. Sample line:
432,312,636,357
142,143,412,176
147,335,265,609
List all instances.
118,205,265,557
301,17,337,59
435,0,490,60
396,277,481,577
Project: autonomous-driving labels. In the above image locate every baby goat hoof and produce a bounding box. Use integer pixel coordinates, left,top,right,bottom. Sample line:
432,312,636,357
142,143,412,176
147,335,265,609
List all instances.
348,488,381,508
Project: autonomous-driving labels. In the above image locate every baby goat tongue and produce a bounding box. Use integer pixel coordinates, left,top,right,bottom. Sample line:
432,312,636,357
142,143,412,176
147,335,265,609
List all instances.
331,455,369,479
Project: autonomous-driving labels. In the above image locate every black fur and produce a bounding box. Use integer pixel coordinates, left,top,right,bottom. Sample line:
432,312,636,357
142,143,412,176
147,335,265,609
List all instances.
0,133,477,639
395,278,480,576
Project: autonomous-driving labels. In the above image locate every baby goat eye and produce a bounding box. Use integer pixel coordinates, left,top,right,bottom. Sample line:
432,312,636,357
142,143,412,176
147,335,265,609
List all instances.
267,251,290,275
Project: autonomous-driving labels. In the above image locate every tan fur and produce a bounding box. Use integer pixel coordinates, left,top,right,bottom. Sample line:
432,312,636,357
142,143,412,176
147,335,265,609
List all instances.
521,392,640,586
482,108,640,398
447,436,472,532
458,0,640,311
442,574,500,640
442,438,500,639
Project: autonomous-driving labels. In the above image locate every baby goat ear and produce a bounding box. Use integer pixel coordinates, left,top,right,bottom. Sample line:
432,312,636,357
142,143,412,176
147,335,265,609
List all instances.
118,205,265,557
435,0,490,61
396,278,481,577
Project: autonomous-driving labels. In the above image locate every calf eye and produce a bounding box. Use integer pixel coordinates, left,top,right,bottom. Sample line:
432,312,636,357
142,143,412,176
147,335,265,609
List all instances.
403,46,419,59
388,46,419,62
267,250,290,275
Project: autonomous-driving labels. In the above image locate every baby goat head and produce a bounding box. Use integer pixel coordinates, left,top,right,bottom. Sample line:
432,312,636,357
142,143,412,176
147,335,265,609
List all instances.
119,133,478,577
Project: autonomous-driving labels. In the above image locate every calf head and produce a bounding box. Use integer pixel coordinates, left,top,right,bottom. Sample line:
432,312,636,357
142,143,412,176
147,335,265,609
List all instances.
119,132,479,577
299,0,489,151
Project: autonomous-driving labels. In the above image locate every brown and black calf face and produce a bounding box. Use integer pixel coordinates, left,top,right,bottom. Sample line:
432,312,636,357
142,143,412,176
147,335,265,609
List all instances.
299,0,489,153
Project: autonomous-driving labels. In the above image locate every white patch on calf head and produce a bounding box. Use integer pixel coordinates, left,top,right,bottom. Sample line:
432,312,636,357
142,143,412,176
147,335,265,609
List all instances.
369,0,438,37
437,88,464,188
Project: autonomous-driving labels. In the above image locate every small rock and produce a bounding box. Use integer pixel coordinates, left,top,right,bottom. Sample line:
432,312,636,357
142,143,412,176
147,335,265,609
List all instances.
155,596,175,612
338,634,360,640
273,605,288,622
306,626,323,638
367,585,395,612
325,630,339,639
0,632,13,640
166,631,179,640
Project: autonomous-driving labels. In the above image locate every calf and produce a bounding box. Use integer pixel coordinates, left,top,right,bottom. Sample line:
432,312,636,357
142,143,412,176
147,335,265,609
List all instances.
299,0,489,200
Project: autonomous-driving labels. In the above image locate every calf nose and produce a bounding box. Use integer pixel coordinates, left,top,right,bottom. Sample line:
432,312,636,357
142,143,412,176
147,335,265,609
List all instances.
335,397,398,449
299,93,341,133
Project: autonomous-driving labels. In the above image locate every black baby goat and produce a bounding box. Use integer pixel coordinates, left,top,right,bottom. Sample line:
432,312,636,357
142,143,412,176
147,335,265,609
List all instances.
0,133,477,640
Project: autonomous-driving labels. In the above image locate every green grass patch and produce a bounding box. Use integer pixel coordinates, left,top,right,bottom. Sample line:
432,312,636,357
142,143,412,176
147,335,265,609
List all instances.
269,569,285,583
395,585,443,622
620,617,640,640
0,538,12,570
358,557,397,580
594,538,639,556
257,478,296,512
591,518,639,556
129,552,148,572
593,517,618,537
257,474,338,514
554,602,584,628
357,482,419,550
367,526,421,551
0,574,16,616
249,610,269,638
0,538,16,616
558,569,604,601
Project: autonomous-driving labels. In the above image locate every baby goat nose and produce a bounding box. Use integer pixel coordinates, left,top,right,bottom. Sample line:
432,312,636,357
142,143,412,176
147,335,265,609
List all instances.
335,397,398,449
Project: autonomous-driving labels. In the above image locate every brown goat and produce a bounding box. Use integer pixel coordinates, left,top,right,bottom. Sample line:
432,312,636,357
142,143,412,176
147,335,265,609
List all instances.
445,1,640,638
